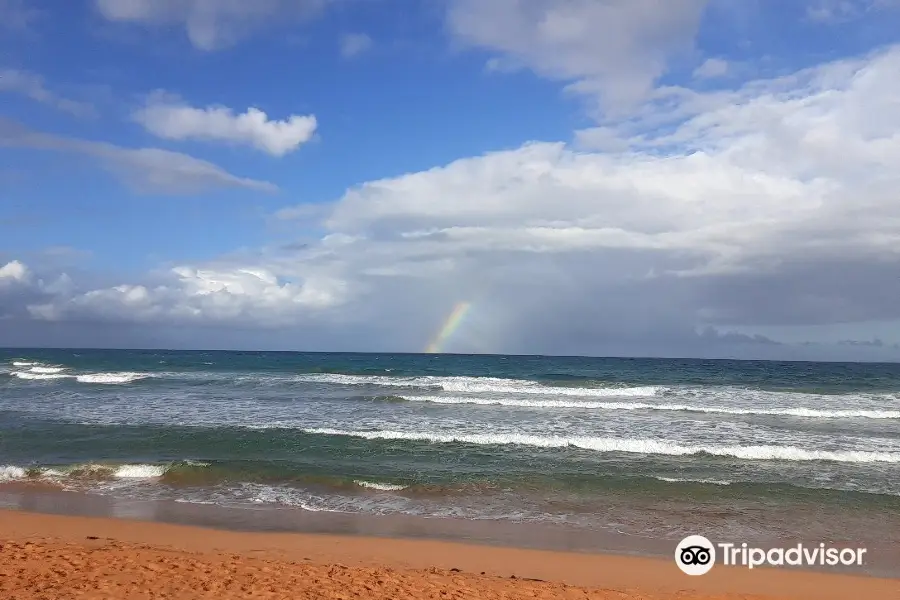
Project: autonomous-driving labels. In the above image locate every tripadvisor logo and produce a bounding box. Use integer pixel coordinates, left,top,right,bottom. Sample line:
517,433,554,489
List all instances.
675,535,716,575
675,535,867,575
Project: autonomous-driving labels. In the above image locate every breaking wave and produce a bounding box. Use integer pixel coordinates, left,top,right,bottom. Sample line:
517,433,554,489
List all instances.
56,463,169,479
0,465,27,481
28,366,66,374
111,464,168,478
11,371,72,380
76,372,149,385
353,480,409,491
396,395,900,419
294,373,660,397
8,370,149,384
654,476,733,486
0,463,170,482
302,428,900,463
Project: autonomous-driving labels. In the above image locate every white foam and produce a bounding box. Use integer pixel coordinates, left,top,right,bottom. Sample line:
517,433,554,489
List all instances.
303,428,900,463
353,480,408,491
11,361,35,367
654,476,732,486
10,369,147,384
398,395,900,419
38,468,68,478
296,502,342,512
66,464,110,475
400,395,655,409
11,371,73,380
11,462,194,481
29,366,65,374
691,406,900,420
248,486,344,512
76,372,148,384
294,374,660,398
0,465,27,481
113,464,167,478
441,380,660,398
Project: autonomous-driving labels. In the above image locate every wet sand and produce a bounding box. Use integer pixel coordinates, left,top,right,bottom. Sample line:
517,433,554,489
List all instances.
0,485,677,555
2,509,899,599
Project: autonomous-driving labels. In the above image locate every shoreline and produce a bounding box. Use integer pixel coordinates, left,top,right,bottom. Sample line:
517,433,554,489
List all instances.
0,484,674,555
2,485,899,578
2,509,900,599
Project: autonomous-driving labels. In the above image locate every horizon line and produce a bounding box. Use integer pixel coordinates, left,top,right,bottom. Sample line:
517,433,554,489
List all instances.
1,346,899,366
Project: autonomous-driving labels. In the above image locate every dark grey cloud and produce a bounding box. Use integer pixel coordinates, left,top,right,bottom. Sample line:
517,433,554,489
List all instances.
3,252,900,361
688,259,900,327
839,338,889,347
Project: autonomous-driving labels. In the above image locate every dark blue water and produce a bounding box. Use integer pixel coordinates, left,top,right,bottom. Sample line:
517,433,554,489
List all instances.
2,349,900,548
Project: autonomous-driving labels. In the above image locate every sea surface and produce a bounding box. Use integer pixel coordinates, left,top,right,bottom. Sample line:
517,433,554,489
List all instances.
2,349,900,566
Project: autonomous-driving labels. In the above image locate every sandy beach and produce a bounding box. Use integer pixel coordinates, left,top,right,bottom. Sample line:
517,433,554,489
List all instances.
1,510,898,599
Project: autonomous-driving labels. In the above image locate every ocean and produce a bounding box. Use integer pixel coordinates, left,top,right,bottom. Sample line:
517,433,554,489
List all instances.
2,349,899,571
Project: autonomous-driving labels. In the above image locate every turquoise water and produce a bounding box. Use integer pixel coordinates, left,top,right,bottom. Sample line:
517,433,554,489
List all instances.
2,349,900,545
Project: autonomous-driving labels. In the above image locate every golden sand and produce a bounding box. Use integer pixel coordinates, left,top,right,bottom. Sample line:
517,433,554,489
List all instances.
1,510,897,599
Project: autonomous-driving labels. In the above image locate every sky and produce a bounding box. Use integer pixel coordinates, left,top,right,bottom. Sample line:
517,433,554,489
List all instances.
2,0,900,361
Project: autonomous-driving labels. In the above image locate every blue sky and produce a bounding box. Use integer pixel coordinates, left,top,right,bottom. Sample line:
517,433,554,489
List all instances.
3,1,583,268
2,0,900,360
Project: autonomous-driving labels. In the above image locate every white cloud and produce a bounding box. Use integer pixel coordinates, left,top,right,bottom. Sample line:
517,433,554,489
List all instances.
0,260,28,283
25,264,348,327
93,0,328,50
339,32,372,58
447,0,709,114
133,92,317,157
0,69,95,116
0,118,277,194
6,46,900,356
692,57,729,79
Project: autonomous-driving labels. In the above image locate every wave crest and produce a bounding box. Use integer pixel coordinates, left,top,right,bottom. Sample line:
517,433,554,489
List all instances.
396,395,900,419
2,462,192,482
8,370,149,384
294,374,660,398
302,428,900,463
112,464,167,478
11,371,72,380
0,465,27,481
76,372,149,384
654,476,732,486
353,480,408,491
29,366,66,374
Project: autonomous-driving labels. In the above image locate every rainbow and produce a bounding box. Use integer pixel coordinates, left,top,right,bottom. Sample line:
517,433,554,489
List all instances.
425,302,472,354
